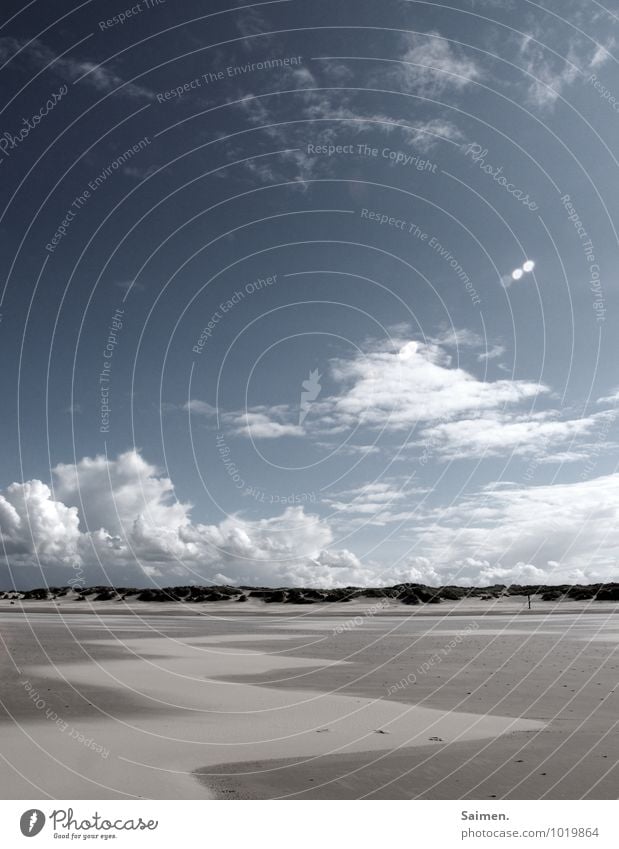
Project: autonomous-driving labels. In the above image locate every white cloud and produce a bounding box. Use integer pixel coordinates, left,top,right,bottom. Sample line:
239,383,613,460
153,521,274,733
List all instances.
591,38,616,68
325,338,545,431
230,47,466,185
0,451,361,588
422,410,615,460
536,449,593,465
115,279,145,294
0,37,155,99
323,481,424,526
392,31,482,96
407,118,464,150
0,480,80,562
234,6,270,45
409,472,619,582
596,388,619,405
197,335,618,468
291,337,618,464
4,450,619,588
230,412,305,439
185,401,305,438
327,481,410,507
469,0,515,6
431,328,484,348
477,344,506,362
429,330,506,361
53,451,190,540
471,562,549,585
518,30,612,109
184,400,219,417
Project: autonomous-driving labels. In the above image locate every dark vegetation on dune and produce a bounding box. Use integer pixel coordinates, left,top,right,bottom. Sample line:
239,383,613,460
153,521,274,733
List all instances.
2,583,619,604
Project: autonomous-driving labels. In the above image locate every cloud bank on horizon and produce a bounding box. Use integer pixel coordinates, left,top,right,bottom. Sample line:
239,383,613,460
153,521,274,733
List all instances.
3,444,619,589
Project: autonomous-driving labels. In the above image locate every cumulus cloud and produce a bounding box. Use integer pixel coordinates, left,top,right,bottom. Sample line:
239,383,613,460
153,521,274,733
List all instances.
189,333,619,468
0,480,80,562
596,388,619,405
53,451,190,540
4,449,619,588
421,409,616,460
0,451,361,588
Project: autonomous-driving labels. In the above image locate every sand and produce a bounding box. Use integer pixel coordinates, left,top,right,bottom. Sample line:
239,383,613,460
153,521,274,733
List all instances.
0,601,617,799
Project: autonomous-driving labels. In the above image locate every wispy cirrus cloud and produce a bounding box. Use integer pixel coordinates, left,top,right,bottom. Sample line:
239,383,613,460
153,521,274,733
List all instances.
227,49,466,185
389,31,483,96
516,26,614,109
477,344,506,362
231,411,305,438
323,337,617,462
420,409,616,460
0,37,156,99
185,400,305,438
325,337,545,431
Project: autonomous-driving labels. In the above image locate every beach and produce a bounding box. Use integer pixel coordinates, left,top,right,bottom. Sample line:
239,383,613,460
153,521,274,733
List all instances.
0,598,617,799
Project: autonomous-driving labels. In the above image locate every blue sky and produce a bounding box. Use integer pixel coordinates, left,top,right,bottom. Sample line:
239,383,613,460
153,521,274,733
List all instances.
1,0,619,588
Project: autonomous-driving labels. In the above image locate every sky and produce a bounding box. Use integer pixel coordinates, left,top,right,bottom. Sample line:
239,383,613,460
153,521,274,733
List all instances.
1,0,619,589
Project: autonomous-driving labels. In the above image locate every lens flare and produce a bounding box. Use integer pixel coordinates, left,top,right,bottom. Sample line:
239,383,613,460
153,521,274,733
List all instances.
512,268,523,280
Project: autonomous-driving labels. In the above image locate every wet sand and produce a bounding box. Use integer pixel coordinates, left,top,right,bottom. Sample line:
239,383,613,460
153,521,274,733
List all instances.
0,602,617,799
